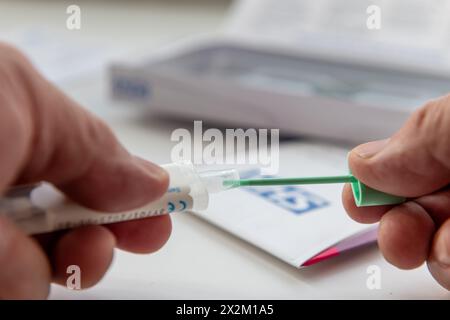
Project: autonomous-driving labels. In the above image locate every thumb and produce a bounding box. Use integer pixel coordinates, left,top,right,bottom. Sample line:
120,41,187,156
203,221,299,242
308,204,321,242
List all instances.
0,43,169,212
349,95,450,197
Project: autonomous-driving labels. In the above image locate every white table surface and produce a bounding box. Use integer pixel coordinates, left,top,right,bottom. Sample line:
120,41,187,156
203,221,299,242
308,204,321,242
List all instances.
0,0,448,299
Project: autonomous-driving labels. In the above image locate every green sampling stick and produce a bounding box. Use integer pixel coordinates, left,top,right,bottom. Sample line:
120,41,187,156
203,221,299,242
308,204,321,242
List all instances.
224,175,357,187
223,174,406,207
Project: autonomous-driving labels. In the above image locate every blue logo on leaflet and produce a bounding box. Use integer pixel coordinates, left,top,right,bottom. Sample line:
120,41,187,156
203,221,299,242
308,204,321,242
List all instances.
245,185,329,214
240,170,329,214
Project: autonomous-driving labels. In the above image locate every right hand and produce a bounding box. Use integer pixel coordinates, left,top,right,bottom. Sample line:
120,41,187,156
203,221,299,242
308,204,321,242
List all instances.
342,94,450,290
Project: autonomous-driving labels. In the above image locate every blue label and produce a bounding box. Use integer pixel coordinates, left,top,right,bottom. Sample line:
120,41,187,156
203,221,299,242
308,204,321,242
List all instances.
240,170,329,215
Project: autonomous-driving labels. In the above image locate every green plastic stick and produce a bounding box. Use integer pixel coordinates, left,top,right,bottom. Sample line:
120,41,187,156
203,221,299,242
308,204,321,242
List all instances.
225,175,357,187
223,174,406,207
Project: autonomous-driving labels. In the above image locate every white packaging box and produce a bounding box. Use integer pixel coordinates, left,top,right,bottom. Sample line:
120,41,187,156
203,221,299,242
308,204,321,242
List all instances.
109,0,450,143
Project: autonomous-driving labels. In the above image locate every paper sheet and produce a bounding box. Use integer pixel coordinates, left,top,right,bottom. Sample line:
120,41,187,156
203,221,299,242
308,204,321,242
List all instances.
193,141,375,267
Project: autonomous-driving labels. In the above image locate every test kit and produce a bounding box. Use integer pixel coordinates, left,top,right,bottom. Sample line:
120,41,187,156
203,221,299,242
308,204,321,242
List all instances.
109,0,450,143
0,161,403,235
1,142,404,267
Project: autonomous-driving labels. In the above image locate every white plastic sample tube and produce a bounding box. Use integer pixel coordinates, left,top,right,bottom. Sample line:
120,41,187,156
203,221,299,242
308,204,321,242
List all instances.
0,162,239,235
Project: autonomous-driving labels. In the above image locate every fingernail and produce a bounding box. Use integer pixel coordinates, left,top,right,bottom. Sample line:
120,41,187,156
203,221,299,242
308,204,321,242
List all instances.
353,139,389,159
434,230,450,267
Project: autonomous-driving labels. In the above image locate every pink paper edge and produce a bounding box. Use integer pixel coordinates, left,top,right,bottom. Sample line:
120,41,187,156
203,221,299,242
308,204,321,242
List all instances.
301,226,378,267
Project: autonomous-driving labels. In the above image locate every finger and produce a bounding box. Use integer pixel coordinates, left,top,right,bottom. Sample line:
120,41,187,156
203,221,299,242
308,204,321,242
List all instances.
0,43,169,212
378,201,435,269
0,216,51,299
107,215,172,253
0,44,34,192
59,156,169,212
342,183,392,223
51,225,116,289
414,187,450,226
348,95,450,198
427,219,450,290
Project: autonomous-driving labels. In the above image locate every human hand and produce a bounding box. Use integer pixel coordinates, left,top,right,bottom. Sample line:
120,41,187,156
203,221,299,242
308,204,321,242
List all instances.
0,43,171,298
342,94,450,290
